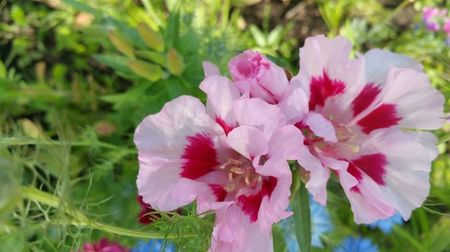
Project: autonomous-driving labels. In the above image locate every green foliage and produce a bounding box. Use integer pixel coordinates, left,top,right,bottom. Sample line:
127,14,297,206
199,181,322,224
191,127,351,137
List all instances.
0,0,449,251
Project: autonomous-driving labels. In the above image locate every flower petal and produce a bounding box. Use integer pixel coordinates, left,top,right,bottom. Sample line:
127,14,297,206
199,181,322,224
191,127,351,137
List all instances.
227,125,268,159
362,49,422,85
209,205,274,252
203,61,221,77
200,75,240,132
233,98,286,138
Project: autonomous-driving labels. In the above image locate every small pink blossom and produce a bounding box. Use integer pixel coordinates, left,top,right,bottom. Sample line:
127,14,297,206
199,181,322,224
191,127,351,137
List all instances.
422,7,448,31
135,68,303,250
228,51,290,104
288,35,444,224
82,239,129,252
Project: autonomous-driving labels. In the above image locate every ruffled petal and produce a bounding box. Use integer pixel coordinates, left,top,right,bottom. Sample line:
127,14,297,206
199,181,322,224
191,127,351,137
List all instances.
342,128,436,223
227,125,268,159
209,205,274,252
200,75,240,133
134,96,222,211
233,98,287,138
362,49,422,85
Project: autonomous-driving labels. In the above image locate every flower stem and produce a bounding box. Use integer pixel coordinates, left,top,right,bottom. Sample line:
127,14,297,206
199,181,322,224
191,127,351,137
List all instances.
291,164,311,252
21,186,193,239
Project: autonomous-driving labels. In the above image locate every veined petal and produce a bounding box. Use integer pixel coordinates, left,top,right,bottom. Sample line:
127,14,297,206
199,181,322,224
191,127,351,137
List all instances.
342,128,435,223
257,157,292,230
304,112,338,143
134,96,223,211
380,67,444,130
233,98,287,138
134,96,222,159
209,205,274,252
362,49,422,85
227,126,268,159
200,75,240,133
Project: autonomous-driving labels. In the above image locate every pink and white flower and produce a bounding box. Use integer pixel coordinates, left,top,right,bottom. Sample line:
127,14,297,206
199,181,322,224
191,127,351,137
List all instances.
288,35,444,224
135,69,303,251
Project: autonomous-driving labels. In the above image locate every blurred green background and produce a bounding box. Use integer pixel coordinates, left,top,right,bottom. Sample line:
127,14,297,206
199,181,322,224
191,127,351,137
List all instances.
0,0,449,251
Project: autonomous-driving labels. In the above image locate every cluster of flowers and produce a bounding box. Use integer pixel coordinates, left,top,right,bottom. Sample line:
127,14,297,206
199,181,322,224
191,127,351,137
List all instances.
422,6,450,39
134,35,444,251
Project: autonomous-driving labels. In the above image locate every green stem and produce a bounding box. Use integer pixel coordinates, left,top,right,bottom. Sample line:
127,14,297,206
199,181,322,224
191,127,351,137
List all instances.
1,138,136,154
21,186,193,239
291,165,311,252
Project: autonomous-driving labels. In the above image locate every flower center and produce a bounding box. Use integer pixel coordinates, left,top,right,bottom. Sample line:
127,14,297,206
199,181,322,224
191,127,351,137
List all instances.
301,120,360,159
219,157,262,193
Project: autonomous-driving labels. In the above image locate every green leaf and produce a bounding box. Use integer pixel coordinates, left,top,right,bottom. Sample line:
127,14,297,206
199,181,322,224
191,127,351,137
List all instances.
61,0,102,18
93,54,134,76
0,60,6,79
267,25,283,47
393,226,427,252
135,50,166,66
249,24,266,47
108,31,135,59
165,12,180,48
292,182,311,252
166,48,185,76
426,217,450,252
272,225,287,252
137,22,165,52
128,60,162,81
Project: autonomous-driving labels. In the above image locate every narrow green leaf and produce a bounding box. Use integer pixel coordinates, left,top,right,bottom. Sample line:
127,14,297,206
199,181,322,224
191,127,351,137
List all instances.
108,31,135,59
93,54,134,76
393,226,427,252
0,60,6,79
128,60,162,81
166,48,185,76
61,0,102,17
292,182,311,252
165,12,180,48
135,50,166,66
137,22,165,52
272,225,287,252
249,24,267,47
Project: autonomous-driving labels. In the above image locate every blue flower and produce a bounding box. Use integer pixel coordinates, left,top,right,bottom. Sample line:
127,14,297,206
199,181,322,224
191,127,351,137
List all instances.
131,239,176,252
334,237,378,252
368,213,403,234
280,196,333,251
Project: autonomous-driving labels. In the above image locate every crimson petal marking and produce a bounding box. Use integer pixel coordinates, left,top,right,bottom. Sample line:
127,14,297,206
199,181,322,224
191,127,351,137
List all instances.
352,154,387,185
180,133,219,180
209,184,227,202
352,83,382,116
309,70,346,110
215,116,234,135
237,177,277,222
357,104,401,134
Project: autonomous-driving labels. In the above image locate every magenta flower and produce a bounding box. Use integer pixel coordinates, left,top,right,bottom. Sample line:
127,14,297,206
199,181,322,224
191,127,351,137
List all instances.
135,67,305,250
423,7,448,32
288,35,444,223
82,238,129,252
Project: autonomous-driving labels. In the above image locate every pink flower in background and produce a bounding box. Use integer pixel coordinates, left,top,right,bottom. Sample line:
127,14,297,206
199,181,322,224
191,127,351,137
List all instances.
289,35,444,224
422,7,447,31
444,18,450,35
135,67,304,251
228,51,290,104
82,239,129,252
